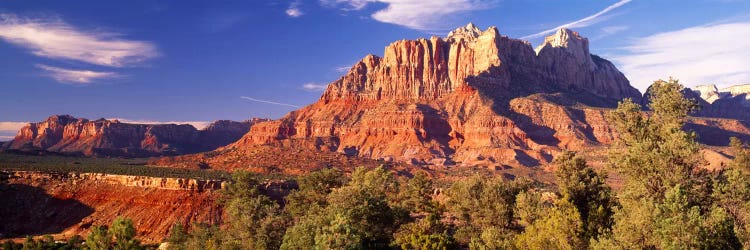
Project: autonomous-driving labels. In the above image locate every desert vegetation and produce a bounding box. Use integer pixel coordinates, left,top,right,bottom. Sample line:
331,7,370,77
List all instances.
5,79,750,249
0,154,234,180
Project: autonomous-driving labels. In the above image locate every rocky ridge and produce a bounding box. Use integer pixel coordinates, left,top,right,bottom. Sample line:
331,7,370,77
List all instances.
2,115,267,157
159,25,750,171
170,25,652,169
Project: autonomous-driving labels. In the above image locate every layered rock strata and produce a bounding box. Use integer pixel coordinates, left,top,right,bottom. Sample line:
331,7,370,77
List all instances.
3,115,267,157
210,25,644,167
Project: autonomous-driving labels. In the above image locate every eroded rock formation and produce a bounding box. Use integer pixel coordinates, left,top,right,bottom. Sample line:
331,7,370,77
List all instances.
3,115,267,157
162,24,750,170
187,25,645,168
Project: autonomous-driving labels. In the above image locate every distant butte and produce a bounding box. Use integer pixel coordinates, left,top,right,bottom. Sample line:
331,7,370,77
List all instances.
2,115,268,157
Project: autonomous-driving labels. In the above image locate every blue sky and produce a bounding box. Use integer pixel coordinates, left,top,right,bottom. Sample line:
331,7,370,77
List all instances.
1,0,750,139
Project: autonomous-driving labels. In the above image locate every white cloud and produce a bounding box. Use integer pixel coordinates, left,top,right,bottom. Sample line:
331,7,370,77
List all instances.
302,83,328,91
591,25,629,40
321,0,497,30
286,1,304,17
286,8,304,17
521,0,631,40
240,96,300,108
614,22,750,92
110,119,212,130
0,13,158,67
36,64,118,84
0,122,28,131
601,25,629,35
335,65,351,72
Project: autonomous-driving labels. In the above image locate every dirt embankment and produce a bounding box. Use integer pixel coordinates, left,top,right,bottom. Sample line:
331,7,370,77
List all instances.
0,171,224,244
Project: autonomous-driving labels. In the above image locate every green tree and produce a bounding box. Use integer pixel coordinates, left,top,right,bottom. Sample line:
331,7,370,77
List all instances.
600,78,741,249
281,167,406,250
393,216,456,250
181,223,223,250
110,217,140,250
401,171,439,215
608,79,702,201
85,225,111,250
222,171,287,250
654,185,740,249
514,189,549,227
730,137,750,172
554,151,616,242
318,167,405,248
166,222,188,249
515,199,585,250
714,167,750,247
280,212,327,250
446,175,530,245
284,168,346,220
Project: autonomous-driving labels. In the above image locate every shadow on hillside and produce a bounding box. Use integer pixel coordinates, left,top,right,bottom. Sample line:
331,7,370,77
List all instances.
686,122,750,146
415,104,456,157
464,63,627,149
0,183,93,238
465,72,562,147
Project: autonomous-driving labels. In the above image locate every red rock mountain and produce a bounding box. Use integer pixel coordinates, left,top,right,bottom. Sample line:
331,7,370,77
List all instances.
180,25,645,168
164,24,750,170
2,115,267,157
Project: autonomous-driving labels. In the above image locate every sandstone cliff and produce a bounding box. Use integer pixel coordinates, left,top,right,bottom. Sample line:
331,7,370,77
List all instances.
170,25,645,169
161,24,750,171
3,115,267,157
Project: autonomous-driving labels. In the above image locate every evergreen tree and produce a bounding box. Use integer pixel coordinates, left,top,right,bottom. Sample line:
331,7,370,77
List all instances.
515,199,585,250
166,222,188,249
600,78,741,249
446,175,530,245
110,217,140,250
222,171,287,250
85,225,111,250
554,151,616,242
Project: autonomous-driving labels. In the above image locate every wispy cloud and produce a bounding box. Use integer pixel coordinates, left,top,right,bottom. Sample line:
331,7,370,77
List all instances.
0,121,28,131
321,0,497,31
36,64,118,84
110,119,211,130
0,13,158,67
592,25,630,40
335,65,351,73
614,21,750,92
302,83,328,91
286,1,304,17
240,96,300,108
521,0,631,40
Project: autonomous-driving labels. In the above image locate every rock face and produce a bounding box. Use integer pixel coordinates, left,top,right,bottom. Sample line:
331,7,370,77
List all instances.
3,115,266,157
683,84,750,120
199,25,647,168
0,170,294,243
